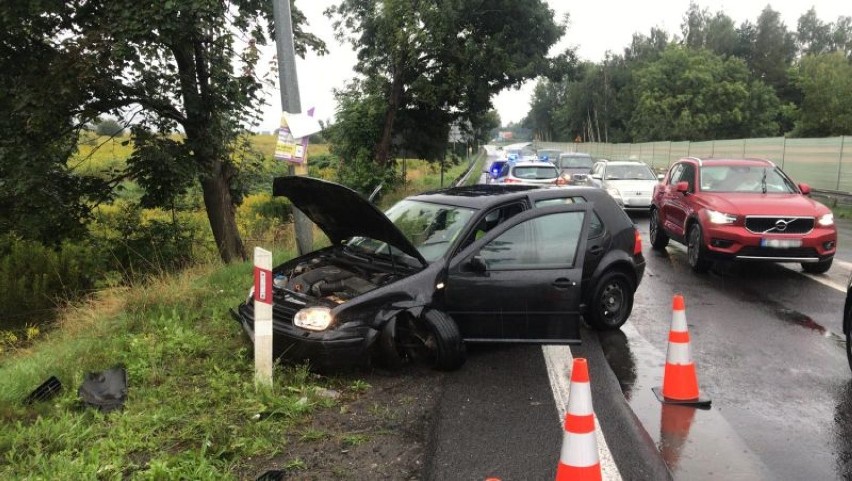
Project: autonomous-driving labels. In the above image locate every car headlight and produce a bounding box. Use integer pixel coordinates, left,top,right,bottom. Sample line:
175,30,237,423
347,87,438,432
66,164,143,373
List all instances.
707,209,737,224
818,213,834,226
294,307,333,331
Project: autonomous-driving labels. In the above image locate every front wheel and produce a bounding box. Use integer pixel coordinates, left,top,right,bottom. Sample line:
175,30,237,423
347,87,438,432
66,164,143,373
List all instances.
394,310,466,371
687,224,712,273
586,271,635,330
802,258,833,274
649,209,669,249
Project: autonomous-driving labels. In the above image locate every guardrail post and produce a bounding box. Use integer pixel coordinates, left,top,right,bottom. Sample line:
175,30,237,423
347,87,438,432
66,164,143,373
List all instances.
780,137,786,168
254,247,274,386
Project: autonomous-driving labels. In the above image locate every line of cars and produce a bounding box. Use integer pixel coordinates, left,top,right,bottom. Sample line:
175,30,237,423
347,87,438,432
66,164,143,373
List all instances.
231,145,841,373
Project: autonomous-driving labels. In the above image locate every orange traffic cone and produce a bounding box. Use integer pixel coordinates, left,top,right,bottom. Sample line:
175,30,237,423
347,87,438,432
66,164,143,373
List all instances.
555,358,602,481
652,294,711,407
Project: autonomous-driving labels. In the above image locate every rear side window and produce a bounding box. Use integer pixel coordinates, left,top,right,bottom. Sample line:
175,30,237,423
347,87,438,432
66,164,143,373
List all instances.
481,212,586,269
535,197,604,238
512,166,559,179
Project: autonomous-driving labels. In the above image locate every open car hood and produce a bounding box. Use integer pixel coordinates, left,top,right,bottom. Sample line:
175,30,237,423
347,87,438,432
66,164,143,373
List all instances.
273,176,427,266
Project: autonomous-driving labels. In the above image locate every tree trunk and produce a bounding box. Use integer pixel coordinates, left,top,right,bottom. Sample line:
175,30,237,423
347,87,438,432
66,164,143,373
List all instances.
199,159,246,263
375,68,405,168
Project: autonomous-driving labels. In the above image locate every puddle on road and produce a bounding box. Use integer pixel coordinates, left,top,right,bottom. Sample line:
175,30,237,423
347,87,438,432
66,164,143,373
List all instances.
774,307,827,334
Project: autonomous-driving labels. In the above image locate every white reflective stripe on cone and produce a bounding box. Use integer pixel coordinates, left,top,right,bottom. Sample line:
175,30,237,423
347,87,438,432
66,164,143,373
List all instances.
561,431,600,467
671,310,688,332
567,382,594,415
666,341,693,365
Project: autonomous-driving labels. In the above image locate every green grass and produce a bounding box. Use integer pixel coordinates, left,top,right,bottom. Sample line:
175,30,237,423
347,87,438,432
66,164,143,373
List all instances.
0,257,351,480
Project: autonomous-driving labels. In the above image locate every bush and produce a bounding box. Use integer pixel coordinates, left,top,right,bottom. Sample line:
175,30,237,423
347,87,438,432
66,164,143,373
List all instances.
0,235,103,330
236,193,293,241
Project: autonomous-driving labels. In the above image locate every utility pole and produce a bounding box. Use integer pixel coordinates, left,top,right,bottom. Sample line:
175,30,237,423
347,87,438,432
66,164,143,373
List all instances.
273,0,312,255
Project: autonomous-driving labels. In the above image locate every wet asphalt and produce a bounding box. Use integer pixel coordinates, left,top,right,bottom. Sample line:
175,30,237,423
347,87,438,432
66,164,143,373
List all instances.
424,161,852,480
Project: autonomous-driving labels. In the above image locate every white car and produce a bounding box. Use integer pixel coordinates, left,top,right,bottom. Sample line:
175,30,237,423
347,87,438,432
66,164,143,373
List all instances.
494,161,562,187
584,160,660,210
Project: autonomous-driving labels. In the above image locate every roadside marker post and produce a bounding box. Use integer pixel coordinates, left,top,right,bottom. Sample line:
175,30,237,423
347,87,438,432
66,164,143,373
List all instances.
254,247,273,386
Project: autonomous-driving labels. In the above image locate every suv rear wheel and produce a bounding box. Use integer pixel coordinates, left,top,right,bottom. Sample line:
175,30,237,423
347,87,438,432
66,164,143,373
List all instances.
687,224,712,273
587,271,635,330
649,209,669,249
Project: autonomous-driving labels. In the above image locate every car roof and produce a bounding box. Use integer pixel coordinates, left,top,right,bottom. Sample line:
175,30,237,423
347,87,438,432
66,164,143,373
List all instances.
602,160,649,166
689,158,775,167
408,184,609,209
510,161,558,167
559,152,591,157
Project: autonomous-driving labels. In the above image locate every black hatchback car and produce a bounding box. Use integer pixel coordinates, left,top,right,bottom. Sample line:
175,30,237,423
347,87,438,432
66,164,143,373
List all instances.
232,177,645,370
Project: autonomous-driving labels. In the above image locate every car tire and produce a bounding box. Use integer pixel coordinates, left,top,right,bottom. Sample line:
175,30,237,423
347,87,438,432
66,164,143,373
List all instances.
801,258,833,274
394,310,466,371
845,299,852,373
649,209,669,249
587,271,635,331
687,224,712,273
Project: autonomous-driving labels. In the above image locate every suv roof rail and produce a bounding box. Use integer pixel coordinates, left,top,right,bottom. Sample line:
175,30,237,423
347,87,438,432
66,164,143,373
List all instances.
685,156,703,166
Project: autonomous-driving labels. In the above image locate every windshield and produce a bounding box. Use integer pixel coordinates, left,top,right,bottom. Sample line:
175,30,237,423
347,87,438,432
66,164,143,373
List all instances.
537,150,561,160
512,166,559,179
700,165,797,193
559,155,593,168
356,199,476,262
605,164,656,180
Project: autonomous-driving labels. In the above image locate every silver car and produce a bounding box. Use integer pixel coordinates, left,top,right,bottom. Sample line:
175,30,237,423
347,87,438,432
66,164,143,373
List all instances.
584,160,660,210
494,161,561,186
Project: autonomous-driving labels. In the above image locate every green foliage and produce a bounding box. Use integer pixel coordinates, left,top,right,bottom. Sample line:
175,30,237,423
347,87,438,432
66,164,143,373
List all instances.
792,52,852,136
327,0,565,178
91,203,199,280
629,46,780,141
0,235,102,330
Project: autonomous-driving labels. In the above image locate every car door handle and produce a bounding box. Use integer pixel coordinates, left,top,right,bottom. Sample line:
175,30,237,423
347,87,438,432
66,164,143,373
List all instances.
552,278,576,289
589,245,604,255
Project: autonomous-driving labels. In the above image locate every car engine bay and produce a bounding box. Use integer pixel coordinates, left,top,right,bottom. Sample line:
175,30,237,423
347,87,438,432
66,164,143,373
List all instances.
276,255,405,305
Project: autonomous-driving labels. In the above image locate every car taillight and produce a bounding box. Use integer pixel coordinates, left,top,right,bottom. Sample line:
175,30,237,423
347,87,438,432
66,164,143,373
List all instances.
633,228,642,255
555,177,567,186
503,178,520,183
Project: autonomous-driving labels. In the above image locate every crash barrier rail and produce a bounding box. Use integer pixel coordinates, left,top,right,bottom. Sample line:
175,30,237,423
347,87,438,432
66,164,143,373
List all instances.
534,136,852,203
453,149,487,187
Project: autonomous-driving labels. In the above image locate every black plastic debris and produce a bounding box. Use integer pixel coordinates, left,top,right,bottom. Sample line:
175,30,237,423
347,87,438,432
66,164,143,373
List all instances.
23,375,63,405
77,366,128,413
255,470,286,481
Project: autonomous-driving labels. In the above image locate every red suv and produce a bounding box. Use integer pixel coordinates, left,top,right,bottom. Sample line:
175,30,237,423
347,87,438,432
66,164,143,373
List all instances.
650,158,837,274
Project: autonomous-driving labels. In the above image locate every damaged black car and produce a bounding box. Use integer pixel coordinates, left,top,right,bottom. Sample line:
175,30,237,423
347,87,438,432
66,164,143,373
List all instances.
232,177,645,371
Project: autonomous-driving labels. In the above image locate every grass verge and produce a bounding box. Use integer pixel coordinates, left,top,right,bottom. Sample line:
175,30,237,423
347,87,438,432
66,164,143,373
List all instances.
0,255,354,480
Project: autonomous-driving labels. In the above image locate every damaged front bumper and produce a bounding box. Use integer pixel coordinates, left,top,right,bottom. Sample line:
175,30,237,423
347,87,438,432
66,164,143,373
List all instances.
231,302,379,370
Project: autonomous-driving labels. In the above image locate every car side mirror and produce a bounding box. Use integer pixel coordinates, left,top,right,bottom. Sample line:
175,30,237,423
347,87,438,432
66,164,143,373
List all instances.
466,255,488,273
591,174,602,180
675,181,689,193
798,183,811,195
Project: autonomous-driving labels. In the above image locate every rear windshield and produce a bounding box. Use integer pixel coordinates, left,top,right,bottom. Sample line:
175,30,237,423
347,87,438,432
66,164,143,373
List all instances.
512,166,559,179
559,155,593,168
605,164,655,180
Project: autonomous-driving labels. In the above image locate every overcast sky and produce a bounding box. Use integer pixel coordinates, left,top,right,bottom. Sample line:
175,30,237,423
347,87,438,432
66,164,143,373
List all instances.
259,1,851,130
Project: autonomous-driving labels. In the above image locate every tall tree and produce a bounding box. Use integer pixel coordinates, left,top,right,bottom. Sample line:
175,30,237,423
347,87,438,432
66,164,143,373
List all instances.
1,1,325,262
792,52,852,137
328,0,564,168
797,7,833,56
749,6,797,100
629,45,780,141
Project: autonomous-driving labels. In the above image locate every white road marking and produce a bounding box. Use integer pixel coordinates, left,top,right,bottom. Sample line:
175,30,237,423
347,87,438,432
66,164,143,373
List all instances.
542,345,622,480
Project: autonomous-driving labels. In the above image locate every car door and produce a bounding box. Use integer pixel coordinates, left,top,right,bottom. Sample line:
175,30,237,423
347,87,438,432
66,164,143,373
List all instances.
665,163,696,238
443,204,590,343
